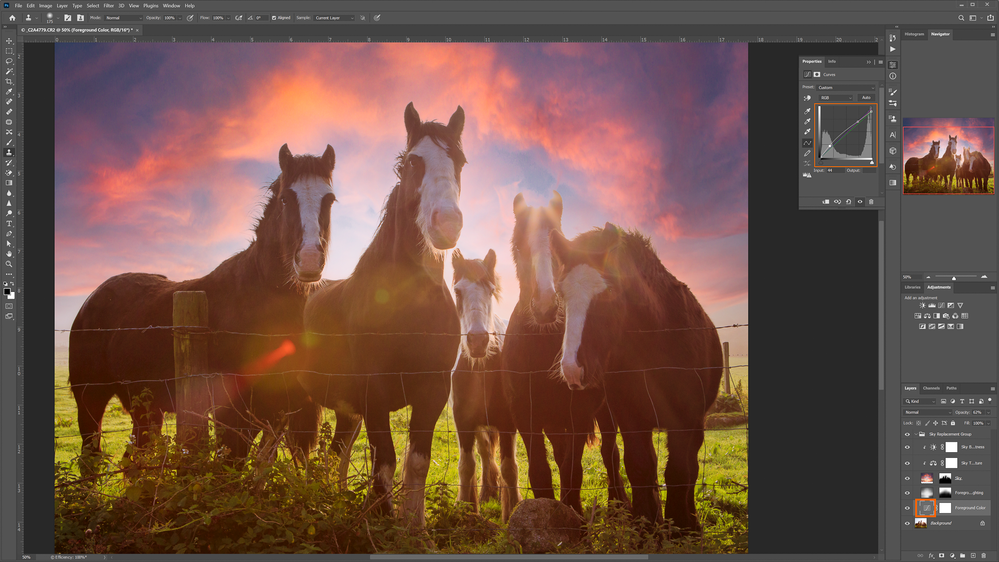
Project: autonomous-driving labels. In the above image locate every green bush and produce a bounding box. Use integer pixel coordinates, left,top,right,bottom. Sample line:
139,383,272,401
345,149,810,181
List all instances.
55,418,748,554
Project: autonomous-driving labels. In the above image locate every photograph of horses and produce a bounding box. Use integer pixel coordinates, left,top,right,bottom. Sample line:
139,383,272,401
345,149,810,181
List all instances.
54,43,748,554
902,118,994,194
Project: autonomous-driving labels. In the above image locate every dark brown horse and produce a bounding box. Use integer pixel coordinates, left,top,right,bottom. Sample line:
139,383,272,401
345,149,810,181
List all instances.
450,249,521,522
970,150,993,193
932,136,958,190
551,223,722,533
299,103,465,529
500,192,629,517
905,140,939,188
69,144,336,464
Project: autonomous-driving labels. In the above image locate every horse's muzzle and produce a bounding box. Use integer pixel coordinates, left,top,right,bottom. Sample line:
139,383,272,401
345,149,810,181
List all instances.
531,295,557,324
295,245,325,282
466,332,490,358
430,209,463,249
561,361,586,391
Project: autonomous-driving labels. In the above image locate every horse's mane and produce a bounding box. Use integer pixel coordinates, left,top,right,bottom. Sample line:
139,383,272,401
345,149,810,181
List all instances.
569,227,691,329
392,121,465,180
352,183,404,277
618,230,711,330
281,157,335,188
454,255,501,299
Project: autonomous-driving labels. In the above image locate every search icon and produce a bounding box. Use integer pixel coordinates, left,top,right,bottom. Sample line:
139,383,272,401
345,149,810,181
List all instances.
959,14,965,20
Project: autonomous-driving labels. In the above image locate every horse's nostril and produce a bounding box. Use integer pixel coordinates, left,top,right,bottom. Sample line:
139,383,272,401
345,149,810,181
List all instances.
467,332,489,357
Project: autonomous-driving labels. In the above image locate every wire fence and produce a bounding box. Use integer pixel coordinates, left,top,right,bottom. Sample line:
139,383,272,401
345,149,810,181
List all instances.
54,323,748,546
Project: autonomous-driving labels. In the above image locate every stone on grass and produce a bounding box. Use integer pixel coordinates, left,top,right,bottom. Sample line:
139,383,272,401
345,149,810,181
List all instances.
507,498,583,553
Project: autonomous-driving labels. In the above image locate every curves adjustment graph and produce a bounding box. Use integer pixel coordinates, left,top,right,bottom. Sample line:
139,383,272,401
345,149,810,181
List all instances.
814,103,879,167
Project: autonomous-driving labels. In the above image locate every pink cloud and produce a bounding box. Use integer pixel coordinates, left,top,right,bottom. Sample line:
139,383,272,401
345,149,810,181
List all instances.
55,43,747,329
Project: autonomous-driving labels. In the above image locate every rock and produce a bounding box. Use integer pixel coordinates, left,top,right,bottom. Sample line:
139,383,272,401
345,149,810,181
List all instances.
506,498,583,553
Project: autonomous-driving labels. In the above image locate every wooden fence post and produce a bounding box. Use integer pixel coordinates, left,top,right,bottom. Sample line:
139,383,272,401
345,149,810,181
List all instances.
722,341,731,395
173,291,210,448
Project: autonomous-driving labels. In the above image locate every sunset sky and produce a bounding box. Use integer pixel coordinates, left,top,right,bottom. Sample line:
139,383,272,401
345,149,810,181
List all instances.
54,43,749,354
902,118,995,164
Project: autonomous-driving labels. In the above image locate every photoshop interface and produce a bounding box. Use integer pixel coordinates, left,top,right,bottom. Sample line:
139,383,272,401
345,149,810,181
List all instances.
0,1,995,560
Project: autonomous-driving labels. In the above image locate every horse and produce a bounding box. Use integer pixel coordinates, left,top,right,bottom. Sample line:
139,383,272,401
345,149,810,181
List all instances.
299,103,465,529
970,150,993,194
450,249,522,522
956,147,972,193
69,144,336,466
907,140,940,188
500,192,629,517
932,136,958,190
550,223,723,534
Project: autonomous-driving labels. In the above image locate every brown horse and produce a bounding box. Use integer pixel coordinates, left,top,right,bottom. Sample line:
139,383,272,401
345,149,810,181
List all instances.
299,103,465,529
69,144,336,465
500,192,629,517
970,150,993,193
931,136,958,190
450,249,521,521
956,147,972,193
551,223,722,534
905,140,940,188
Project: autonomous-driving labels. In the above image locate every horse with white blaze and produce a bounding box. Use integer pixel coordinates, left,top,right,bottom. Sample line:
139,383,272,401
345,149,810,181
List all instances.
551,223,722,534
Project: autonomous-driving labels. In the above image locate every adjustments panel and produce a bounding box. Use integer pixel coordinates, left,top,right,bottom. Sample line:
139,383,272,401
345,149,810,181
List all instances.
798,55,886,210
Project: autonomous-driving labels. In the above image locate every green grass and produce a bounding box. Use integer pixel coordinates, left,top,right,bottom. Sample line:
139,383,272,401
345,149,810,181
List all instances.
55,348,748,552
904,176,994,194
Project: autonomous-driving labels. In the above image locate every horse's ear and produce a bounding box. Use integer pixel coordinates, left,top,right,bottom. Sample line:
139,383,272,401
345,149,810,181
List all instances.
603,222,621,239
448,106,465,137
483,249,497,273
550,191,563,219
513,193,528,216
451,248,464,270
550,230,571,263
602,223,622,249
404,102,421,143
279,144,293,173
322,145,336,171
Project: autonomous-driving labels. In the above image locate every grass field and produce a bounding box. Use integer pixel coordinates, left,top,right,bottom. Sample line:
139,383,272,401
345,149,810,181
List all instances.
55,347,748,552
904,176,994,194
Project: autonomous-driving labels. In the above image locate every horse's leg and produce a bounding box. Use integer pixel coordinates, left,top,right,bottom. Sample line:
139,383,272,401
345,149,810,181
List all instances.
133,407,164,448
597,404,631,510
121,387,165,449
622,428,661,529
558,398,597,516
663,427,705,534
477,428,500,503
332,411,362,490
73,383,115,469
365,408,396,518
523,425,556,500
287,399,322,467
456,425,479,512
215,379,261,464
557,425,588,516
401,398,445,529
498,424,522,523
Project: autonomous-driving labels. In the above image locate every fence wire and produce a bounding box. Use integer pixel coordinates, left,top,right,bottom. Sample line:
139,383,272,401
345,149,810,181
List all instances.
55,323,747,337
55,323,748,540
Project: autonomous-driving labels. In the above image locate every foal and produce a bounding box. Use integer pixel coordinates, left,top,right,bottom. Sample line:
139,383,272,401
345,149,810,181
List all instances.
451,249,521,522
